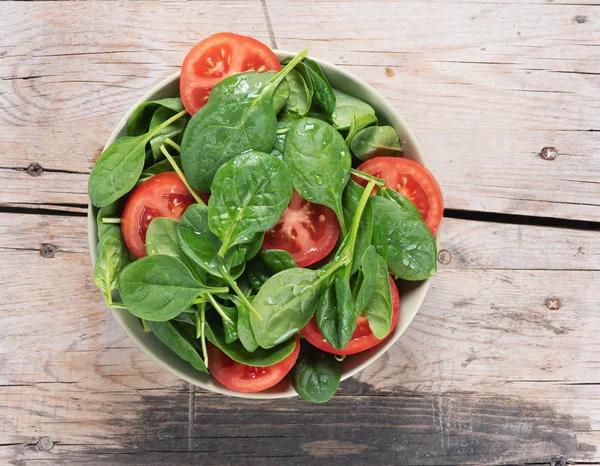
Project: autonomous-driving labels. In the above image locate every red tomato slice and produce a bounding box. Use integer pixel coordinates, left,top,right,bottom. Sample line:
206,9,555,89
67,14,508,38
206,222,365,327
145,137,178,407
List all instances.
180,32,282,115
353,157,444,235
120,172,209,258
301,276,400,356
208,335,300,393
261,190,340,268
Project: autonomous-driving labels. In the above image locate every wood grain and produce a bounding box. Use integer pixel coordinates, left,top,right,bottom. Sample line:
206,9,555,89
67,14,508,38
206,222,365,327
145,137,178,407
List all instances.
1,213,598,464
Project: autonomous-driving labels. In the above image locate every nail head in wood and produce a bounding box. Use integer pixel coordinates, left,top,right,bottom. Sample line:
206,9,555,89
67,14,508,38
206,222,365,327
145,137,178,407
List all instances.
545,297,561,310
438,249,452,265
26,163,44,177
540,147,557,161
36,436,53,452
40,243,57,258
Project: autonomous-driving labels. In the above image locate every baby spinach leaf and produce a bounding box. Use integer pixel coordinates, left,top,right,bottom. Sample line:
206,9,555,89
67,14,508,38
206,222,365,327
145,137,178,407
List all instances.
342,180,373,274
292,345,341,403
283,69,312,116
371,196,437,280
208,151,292,256
244,232,264,261
315,281,339,348
345,113,378,145
181,49,308,191
359,246,392,338
145,217,185,260
250,268,324,349
139,156,182,183
272,113,302,158
304,59,336,116
218,304,239,344
235,299,260,352
246,257,272,291
205,313,297,366
96,199,123,240
350,125,403,161
378,187,422,219
334,274,356,348
354,249,375,315
330,89,375,131
118,254,223,321
146,320,208,373
260,249,297,273
94,229,130,305
284,118,351,234
148,106,189,162
127,97,184,136
209,71,290,114
88,109,187,207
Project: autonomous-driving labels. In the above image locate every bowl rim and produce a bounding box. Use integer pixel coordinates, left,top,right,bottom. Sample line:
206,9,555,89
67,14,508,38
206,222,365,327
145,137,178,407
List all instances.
88,50,436,399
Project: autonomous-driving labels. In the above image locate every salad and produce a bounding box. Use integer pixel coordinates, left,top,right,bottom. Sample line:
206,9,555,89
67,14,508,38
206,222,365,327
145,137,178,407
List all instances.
88,32,443,402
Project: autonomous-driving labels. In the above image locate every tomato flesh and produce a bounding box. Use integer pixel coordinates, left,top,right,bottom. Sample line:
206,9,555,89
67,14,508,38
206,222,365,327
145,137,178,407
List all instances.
301,276,400,356
208,335,300,393
353,157,444,235
261,190,340,268
120,172,209,258
180,32,282,115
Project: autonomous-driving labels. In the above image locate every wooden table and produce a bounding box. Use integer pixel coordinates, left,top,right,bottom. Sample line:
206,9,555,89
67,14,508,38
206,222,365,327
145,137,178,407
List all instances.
1,1,599,464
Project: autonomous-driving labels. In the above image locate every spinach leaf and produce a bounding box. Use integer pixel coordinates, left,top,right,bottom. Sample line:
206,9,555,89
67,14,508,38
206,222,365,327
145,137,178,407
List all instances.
180,49,308,191
145,217,185,260
88,109,187,207
378,186,422,219
127,97,184,136
292,345,341,403
96,199,123,240
284,118,351,234
218,304,239,344
272,113,302,159
345,113,378,145
139,156,182,183
359,245,392,338
371,196,437,280
208,151,292,256
205,313,297,366
314,281,338,347
246,257,271,292
330,89,375,131
235,298,260,352
250,268,324,349
146,320,208,373
334,273,356,348
209,71,290,114
148,106,189,162
342,180,373,274
350,125,403,161
283,69,312,116
244,232,264,261
304,59,336,116
94,229,130,305
260,249,297,273
118,254,225,321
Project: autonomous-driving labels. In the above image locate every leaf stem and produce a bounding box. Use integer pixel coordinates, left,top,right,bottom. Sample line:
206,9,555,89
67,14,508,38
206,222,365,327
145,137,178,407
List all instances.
101,217,121,224
110,302,129,309
163,137,181,153
350,168,386,187
206,293,234,324
141,319,151,332
199,304,208,367
191,297,209,305
220,266,263,321
160,144,205,206
268,48,309,90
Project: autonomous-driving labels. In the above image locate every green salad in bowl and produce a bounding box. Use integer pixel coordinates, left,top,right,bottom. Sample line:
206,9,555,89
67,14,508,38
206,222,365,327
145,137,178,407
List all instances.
88,32,443,402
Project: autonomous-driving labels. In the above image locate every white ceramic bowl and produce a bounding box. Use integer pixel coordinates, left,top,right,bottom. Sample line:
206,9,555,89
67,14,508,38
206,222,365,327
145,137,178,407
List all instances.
88,51,436,399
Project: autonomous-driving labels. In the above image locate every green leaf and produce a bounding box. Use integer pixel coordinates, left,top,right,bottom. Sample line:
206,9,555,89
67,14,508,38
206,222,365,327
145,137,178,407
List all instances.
342,180,374,274
378,187,422,219
283,118,351,232
118,254,216,321
218,304,239,344
146,320,208,373
355,249,375,315
359,246,392,338
250,268,324,349
292,345,341,403
244,232,264,261
96,199,123,240
94,229,130,305
145,217,185,260
127,97,184,136
148,106,189,162
350,125,403,161
304,59,336,116
283,69,312,116
345,113,378,145
260,249,297,273
371,196,437,280
181,50,308,191
209,71,290,114
208,151,292,255
334,274,356,348
330,89,375,131
139,156,182,183
314,281,339,347
272,113,302,158
246,257,272,292
205,313,297,366
235,299,260,352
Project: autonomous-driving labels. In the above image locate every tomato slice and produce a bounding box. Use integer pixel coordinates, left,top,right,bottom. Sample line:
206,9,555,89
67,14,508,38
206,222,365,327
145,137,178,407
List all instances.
353,157,444,235
301,276,400,356
208,335,300,393
261,190,340,268
180,32,282,115
120,172,209,258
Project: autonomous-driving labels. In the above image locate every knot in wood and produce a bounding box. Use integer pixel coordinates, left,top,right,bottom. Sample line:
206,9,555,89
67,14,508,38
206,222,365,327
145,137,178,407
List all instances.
540,147,557,161
545,297,561,310
573,15,587,23
384,67,395,78
40,243,57,258
551,456,566,466
36,437,53,452
438,249,452,265
26,163,44,177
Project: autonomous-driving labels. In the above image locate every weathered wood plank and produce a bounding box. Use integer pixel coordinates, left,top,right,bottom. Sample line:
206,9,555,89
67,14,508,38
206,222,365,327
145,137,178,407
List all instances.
0,213,599,464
